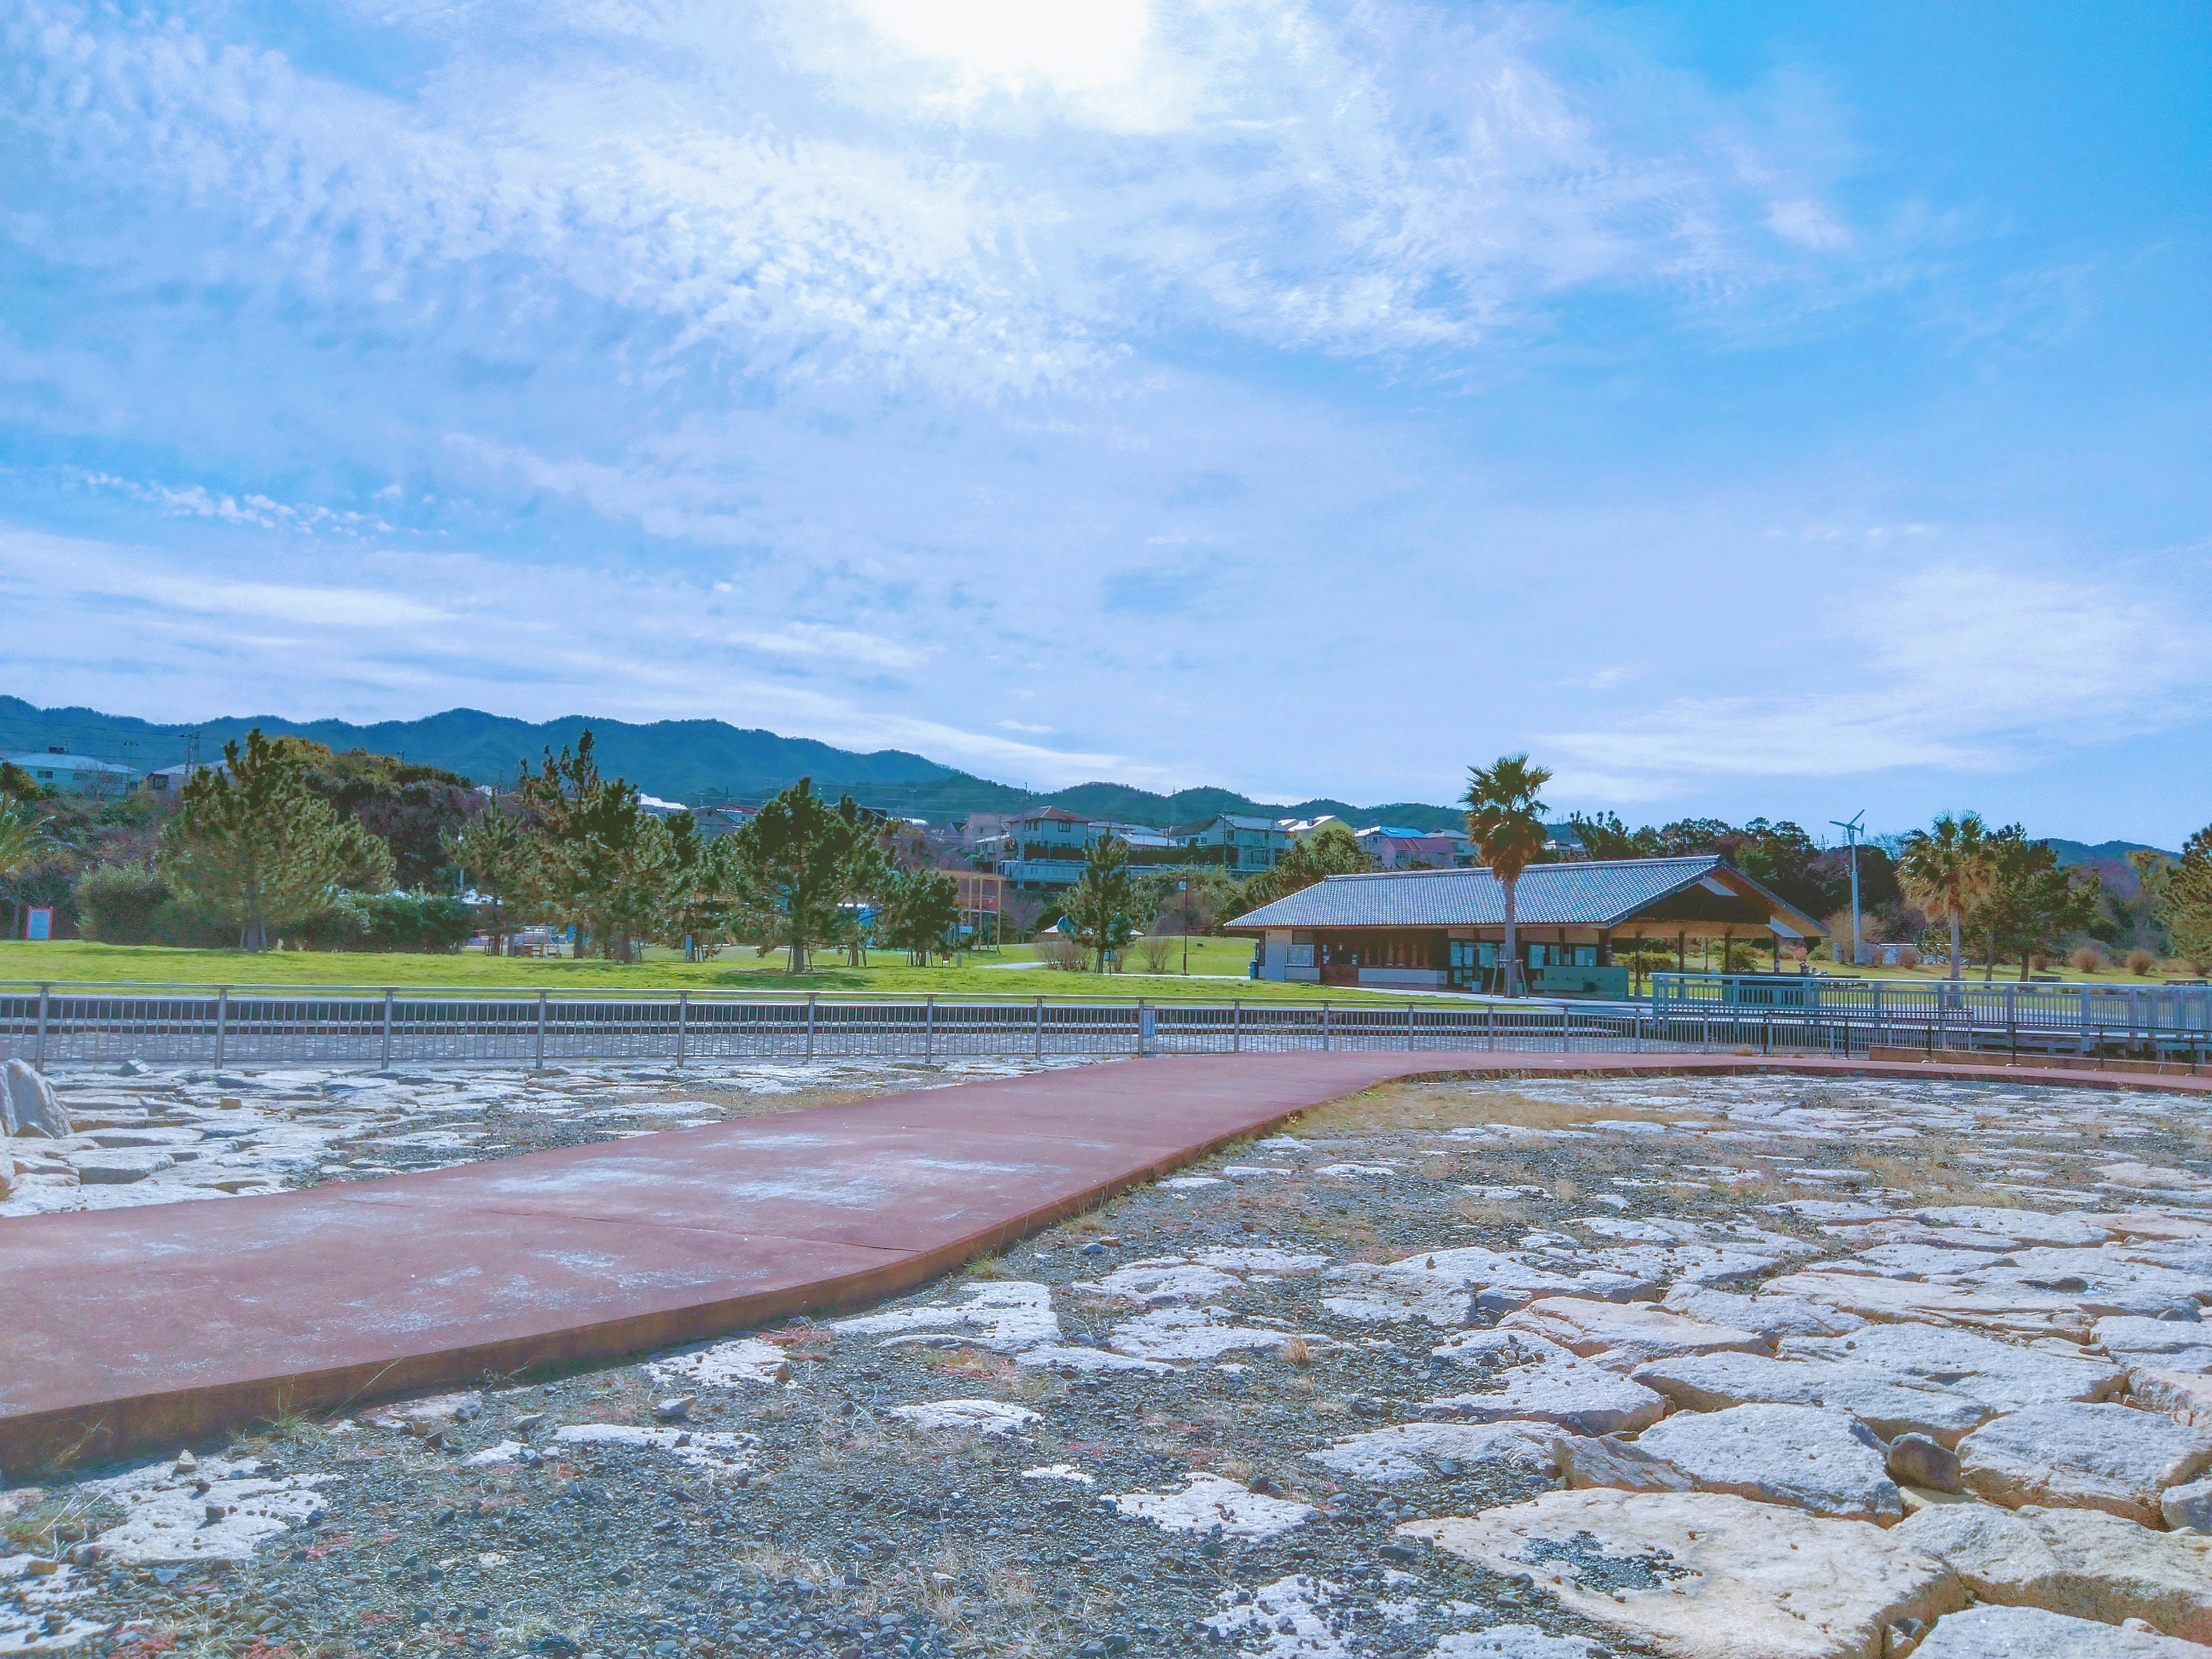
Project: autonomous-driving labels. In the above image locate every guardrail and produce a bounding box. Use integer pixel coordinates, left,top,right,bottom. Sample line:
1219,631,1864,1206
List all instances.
1652,973,2212,1059
7,980,2205,1069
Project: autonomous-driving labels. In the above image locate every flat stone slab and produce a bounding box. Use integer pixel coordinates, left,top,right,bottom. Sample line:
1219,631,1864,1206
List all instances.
1403,1487,1965,1659
2134,1369,2212,1430
1915,1604,2212,1658
1896,1502,2212,1643
1634,1403,1904,1524
1959,1403,2212,1525
1633,1351,1993,1446
1498,1297,1768,1372
1784,1324,2129,1414
1763,1270,2096,1337
1661,1283,1868,1338
1427,1354,1668,1437
1310,1419,1559,1483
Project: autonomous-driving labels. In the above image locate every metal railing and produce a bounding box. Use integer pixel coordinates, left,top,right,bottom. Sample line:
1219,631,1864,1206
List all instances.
12,977,2198,1069
1652,972,2212,1060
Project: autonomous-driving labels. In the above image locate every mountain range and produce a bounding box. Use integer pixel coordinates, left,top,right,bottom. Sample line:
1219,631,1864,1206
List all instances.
0,696,1468,831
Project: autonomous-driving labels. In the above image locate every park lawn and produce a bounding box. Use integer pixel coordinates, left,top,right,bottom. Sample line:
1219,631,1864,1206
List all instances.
0,938,1400,1002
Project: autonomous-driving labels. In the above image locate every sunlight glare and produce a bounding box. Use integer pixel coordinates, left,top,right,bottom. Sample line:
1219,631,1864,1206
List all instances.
852,0,1153,96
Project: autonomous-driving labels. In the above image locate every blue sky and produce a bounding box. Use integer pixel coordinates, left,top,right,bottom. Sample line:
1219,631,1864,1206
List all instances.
2,1,2207,842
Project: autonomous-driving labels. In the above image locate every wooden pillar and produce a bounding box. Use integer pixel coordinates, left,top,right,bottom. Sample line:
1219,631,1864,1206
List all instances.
1676,931,1686,972
1771,933,1781,972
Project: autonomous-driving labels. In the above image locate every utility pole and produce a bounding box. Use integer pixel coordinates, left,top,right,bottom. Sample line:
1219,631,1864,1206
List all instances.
1830,810,1866,969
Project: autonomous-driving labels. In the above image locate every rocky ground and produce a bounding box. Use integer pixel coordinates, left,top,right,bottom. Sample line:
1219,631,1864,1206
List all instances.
12,1066,2212,1658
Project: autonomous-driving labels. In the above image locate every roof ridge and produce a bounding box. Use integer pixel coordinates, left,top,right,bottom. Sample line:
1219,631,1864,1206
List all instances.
1320,854,1718,882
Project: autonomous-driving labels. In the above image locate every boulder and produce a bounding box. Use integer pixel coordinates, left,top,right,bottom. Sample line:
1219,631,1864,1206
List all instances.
1554,1433,1698,1494
1634,1403,1903,1524
1958,1403,2212,1526
1,1059,69,1138
2134,1370,2212,1431
1632,1352,1991,1446
1783,1325,2128,1414
1662,1283,1868,1338
1402,1487,1964,1659
1914,1604,2212,1657
0,1124,13,1200
1889,1433,1963,1493
1499,1297,1769,1372
1895,1502,2212,1643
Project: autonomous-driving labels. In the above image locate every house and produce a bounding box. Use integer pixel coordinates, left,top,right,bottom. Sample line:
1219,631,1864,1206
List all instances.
997,805,1099,889
1277,814,1343,840
1227,856,1827,995
5,748,138,796
1357,825,1473,869
1175,813,1289,873
145,761,221,793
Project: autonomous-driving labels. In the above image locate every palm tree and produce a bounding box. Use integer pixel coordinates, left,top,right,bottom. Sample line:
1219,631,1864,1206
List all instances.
1899,812,1995,984
0,793,48,935
1461,754,1554,997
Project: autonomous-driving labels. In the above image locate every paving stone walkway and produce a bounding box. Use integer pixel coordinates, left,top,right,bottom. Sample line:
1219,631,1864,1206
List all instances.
5,1050,2206,1474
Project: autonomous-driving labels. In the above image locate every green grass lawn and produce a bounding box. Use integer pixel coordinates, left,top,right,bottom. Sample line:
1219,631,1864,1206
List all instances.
0,937,1402,1002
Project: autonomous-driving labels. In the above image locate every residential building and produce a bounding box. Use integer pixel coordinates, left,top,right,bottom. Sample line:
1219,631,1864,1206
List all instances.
145,761,220,793
997,805,1097,889
1174,813,1289,873
1277,814,1343,840
1357,824,1474,869
5,748,138,796
1228,856,1826,995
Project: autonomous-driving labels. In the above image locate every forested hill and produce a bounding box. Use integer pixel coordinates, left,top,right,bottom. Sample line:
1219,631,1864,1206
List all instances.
0,696,1464,829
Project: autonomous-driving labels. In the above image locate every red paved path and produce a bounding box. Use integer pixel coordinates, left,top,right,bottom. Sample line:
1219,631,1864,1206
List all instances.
5,1051,2207,1471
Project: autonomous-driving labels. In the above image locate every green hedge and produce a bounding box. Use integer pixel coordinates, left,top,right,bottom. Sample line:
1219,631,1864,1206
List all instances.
294,893,475,953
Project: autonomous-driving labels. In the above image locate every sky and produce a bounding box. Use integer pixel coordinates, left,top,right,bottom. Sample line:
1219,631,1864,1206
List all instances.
2,0,2208,843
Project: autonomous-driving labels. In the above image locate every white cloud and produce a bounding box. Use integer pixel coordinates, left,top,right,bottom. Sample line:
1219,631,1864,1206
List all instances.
727,624,930,671
1546,565,2212,789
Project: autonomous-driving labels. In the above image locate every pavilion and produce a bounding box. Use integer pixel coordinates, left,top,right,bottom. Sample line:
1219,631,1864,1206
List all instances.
1227,855,1828,994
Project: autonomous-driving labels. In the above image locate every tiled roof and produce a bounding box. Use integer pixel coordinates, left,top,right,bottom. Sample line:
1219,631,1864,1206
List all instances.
1226,856,1824,934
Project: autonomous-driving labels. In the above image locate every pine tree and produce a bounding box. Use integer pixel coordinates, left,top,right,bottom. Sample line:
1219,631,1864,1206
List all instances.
442,794,538,954
726,778,871,973
1061,834,1137,973
158,730,395,950
516,731,672,963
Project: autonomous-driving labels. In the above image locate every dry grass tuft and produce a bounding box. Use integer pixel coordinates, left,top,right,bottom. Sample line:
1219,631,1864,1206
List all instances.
1456,1198,1528,1227
1277,1335,1314,1366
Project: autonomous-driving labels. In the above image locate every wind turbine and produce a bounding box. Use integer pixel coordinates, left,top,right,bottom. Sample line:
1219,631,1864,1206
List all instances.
1830,810,1866,969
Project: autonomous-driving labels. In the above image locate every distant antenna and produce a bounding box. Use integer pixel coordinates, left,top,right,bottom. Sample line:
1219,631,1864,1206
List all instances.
1829,810,1866,969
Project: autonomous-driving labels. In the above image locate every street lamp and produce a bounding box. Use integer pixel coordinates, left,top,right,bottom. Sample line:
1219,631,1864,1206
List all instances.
1830,810,1866,969
1179,879,1191,976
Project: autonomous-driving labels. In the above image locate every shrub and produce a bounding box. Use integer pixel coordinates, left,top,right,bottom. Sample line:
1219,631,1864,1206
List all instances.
2069,945,2105,974
75,864,171,944
1137,934,1177,972
2124,948,2158,977
296,893,475,953
1035,938,1086,971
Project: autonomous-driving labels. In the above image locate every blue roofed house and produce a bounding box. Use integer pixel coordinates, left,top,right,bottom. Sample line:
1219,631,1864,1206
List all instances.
1226,857,1827,995
4,748,138,797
